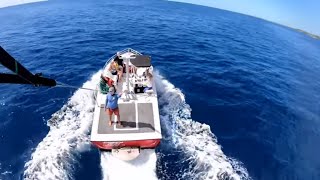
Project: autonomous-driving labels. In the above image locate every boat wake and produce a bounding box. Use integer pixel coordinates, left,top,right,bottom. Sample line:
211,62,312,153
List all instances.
23,71,101,180
154,71,250,180
23,70,249,180
100,150,157,180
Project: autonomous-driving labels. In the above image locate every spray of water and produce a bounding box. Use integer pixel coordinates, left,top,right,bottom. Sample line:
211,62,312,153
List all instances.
23,70,249,180
154,72,250,180
100,150,157,180
23,71,101,180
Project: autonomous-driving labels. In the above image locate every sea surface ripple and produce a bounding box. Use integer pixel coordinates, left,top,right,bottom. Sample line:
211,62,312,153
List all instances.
0,0,320,180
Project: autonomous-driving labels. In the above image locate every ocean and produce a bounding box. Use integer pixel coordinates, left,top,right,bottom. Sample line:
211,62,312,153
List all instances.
0,0,320,179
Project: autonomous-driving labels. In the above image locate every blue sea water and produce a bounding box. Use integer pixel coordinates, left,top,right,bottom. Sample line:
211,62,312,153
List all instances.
1,0,320,179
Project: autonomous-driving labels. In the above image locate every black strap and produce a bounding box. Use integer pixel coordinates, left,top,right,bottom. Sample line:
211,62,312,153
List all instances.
0,46,56,87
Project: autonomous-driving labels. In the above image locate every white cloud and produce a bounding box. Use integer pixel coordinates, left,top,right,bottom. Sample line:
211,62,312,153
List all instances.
0,0,47,9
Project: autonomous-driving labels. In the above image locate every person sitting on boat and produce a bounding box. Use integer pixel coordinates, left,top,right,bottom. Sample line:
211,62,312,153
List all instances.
114,52,124,67
109,52,123,81
101,74,114,87
144,67,153,93
105,86,122,126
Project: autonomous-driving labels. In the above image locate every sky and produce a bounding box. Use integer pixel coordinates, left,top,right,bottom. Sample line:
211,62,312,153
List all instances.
0,0,319,35
0,0,46,8
172,0,320,35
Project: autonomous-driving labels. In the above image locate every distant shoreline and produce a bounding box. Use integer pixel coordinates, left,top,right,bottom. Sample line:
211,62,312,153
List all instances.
169,1,320,40
292,28,320,40
270,21,320,40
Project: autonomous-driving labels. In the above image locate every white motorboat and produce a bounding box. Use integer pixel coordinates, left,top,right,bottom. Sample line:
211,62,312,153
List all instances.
90,48,162,161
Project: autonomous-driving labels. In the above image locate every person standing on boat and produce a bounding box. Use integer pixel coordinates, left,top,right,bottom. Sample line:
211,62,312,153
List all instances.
105,86,122,126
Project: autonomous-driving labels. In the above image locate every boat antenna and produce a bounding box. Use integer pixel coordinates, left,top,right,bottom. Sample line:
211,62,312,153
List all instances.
0,46,56,87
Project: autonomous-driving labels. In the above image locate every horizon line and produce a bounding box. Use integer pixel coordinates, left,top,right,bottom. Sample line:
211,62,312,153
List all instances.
168,0,320,39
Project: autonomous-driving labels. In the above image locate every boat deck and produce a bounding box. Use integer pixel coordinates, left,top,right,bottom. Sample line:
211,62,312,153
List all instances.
91,95,161,142
90,50,161,142
97,102,155,134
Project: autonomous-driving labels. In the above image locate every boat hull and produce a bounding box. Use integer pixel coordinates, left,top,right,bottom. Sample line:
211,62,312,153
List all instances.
91,139,161,150
90,49,162,160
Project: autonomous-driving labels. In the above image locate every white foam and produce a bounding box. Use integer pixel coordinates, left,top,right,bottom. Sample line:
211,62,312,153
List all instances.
154,71,250,180
100,150,157,180
23,71,101,180
0,0,47,8
22,69,249,180
0,162,13,179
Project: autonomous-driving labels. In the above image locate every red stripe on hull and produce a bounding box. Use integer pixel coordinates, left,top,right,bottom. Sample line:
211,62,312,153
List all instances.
92,139,161,150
